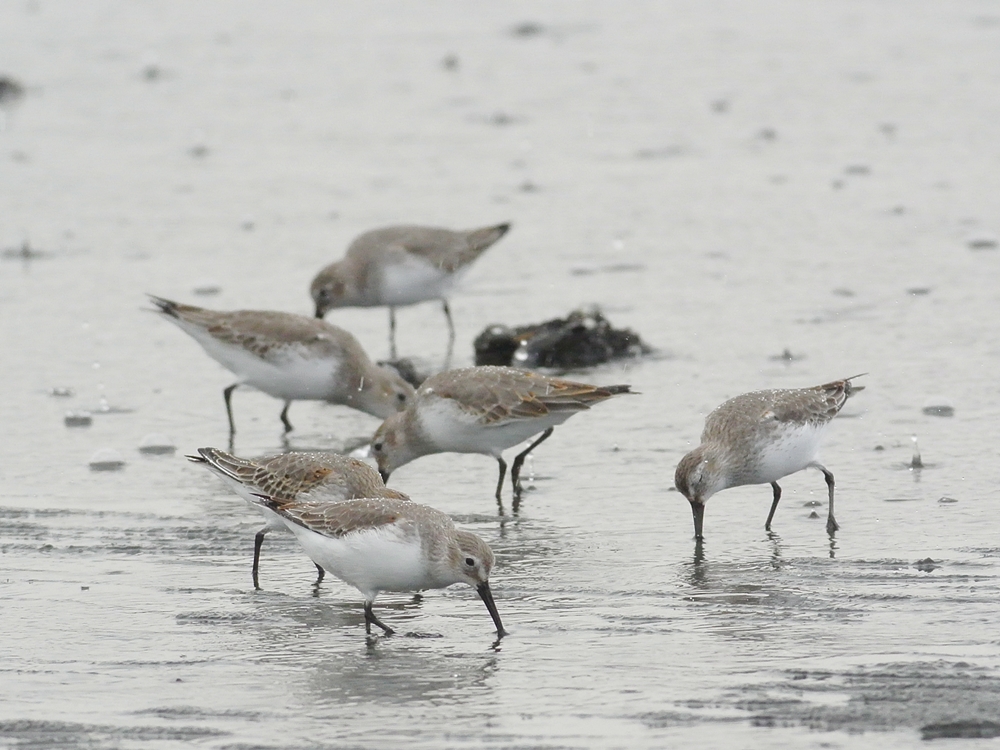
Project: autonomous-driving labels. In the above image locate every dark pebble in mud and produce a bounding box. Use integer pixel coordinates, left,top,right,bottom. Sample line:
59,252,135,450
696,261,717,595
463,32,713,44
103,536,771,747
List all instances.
510,21,545,37
938,496,958,504
89,448,126,471
914,558,939,572
922,720,1000,740
769,348,801,362
138,434,176,455
0,76,25,103
2,242,47,260
967,237,998,251
922,405,954,417
64,411,93,428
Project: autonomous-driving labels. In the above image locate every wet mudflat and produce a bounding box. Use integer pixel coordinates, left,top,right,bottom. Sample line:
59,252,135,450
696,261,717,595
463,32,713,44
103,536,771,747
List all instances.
3,1,1000,748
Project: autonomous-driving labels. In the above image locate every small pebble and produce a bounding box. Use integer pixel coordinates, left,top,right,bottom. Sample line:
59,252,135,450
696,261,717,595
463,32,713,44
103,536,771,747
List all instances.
64,411,93,428
89,448,126,471
915,558,939,572
967,237,998,251
138,433,176,455
511,21,545,37
938,496,958,504
50,386,74,397
922,404,954,417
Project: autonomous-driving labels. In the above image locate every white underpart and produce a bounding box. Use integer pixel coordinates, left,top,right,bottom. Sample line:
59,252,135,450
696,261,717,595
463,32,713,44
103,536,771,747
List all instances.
750,421,829,484
280,520,431,600
418,396,574,457
377,254,463,306
180,322,341,400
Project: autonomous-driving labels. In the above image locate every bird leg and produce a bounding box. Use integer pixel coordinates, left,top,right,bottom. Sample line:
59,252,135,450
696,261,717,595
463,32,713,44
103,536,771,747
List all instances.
364,601,394,635
442,300,455,368
279,401,293,433
494,457,508,513
818,466,839,533
388,307,398,360
252,528,265,590
314,563,325,585
223,383,239,436
765,481,782,531
511,427,554,501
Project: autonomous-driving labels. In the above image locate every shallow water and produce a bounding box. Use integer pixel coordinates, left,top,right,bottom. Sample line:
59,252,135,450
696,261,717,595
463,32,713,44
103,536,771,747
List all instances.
3,1,1000,747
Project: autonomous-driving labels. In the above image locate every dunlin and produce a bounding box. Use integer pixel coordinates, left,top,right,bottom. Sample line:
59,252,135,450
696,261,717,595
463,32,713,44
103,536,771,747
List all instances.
674,375,865,540
188,447,408,588
249,494,506,637
370,365,632,507
150,296,414,434
310,223,511,360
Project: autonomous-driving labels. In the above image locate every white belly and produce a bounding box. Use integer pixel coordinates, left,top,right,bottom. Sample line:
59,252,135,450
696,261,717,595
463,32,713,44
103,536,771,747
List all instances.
751,422,828,483
192,333,340,401
418,397,571,457
284,522,429,599
378,256,459,306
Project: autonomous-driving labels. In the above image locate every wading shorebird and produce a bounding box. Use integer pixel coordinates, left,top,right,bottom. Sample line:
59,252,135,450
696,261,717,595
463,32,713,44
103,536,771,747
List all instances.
310,223,511,361
150,296,414,435
188,447,408,588
674,375,865,541
248,493,506,638
370,365,632,509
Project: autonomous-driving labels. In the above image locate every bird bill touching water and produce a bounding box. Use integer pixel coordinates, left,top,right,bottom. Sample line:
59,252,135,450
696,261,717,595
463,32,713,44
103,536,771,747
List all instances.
247,494,506,638
188,447,408,589
370,365,632,509
674,375,865,541
310,223,510,361
149,295,414,435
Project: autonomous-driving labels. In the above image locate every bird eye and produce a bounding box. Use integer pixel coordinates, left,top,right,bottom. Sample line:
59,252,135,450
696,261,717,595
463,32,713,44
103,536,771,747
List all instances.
397,392,407,402
465,557,475,567
372,442,383,452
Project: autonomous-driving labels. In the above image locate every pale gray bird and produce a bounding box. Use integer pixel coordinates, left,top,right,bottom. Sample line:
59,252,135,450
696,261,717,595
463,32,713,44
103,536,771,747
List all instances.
150,296,414,435
188,447,408,589
310,223,511,361
674,375,865,541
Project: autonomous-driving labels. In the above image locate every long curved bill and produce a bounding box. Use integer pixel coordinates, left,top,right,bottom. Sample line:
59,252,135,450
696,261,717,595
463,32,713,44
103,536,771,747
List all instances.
477,581,506,638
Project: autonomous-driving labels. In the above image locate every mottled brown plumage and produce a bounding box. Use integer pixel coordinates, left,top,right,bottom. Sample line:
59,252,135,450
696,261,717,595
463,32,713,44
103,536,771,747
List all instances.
150,295,414,433
253,494,506,637
189,447,408,588
372,366,632,507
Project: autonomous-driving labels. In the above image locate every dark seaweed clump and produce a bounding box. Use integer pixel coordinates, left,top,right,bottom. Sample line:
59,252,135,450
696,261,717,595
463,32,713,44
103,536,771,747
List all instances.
473,308,651,369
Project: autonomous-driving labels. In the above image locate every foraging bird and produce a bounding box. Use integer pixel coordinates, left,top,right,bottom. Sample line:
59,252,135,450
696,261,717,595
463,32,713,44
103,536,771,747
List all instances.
249,494,506,638
188,447,408,588
310,223,511,360
674,375,865,540
370,365,632,508
150,296,414,435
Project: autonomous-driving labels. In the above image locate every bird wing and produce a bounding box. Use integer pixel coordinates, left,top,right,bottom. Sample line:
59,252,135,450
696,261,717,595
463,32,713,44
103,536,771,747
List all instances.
266,497,422,539
425,367,630,425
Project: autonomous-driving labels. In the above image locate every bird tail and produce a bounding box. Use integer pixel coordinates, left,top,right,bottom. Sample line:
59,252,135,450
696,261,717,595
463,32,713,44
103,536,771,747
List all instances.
466,223,511,254
186,447,252,482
